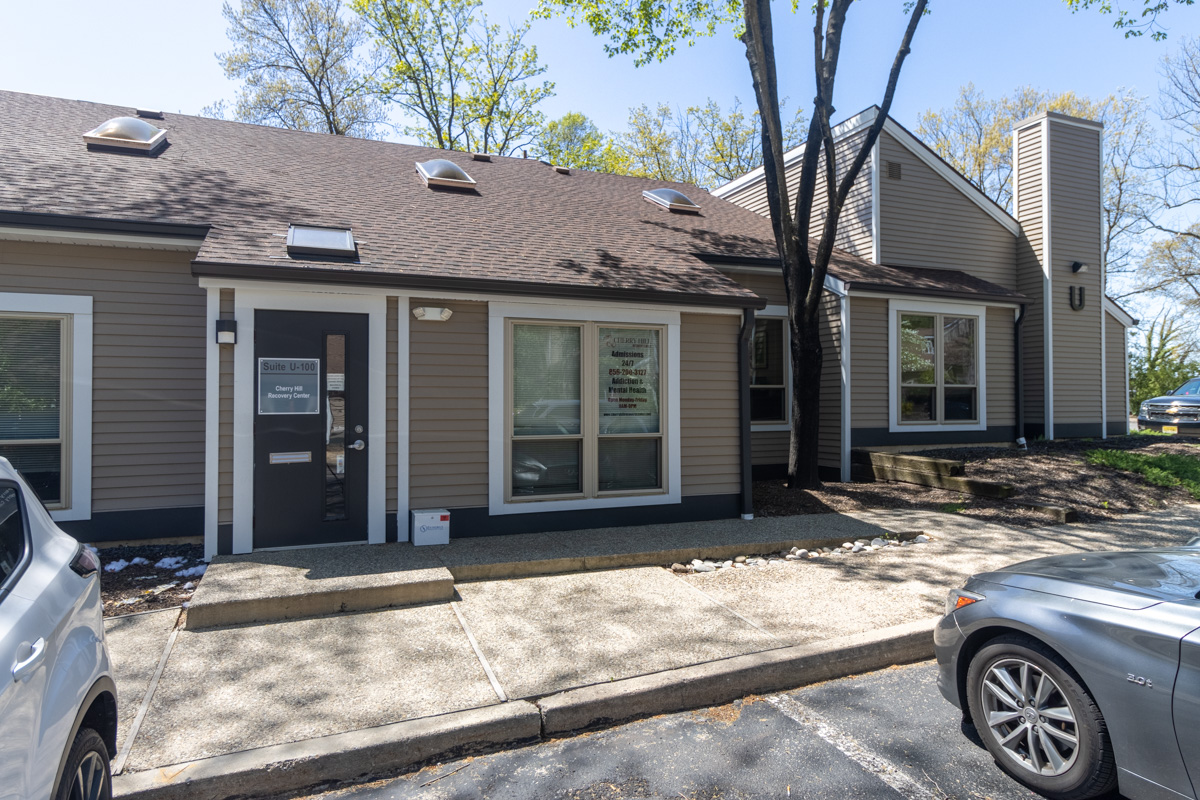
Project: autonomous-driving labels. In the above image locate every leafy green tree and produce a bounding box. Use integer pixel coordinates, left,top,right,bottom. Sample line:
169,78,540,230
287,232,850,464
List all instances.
356,0,553,154
1138,224,1200,314
1065,0,1193,40
535,112,628,172
213,0,385,137
1130,315,1199,406
916,85,1157,277
535,0,929,488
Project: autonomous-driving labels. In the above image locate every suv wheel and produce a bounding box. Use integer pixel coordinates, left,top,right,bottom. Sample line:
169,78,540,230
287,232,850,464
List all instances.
967,635,1116,800
55,727,111,800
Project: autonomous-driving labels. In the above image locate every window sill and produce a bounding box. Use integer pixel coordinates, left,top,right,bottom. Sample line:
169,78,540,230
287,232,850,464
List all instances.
491,491,678,516
889,421,986,434
751,422,790,432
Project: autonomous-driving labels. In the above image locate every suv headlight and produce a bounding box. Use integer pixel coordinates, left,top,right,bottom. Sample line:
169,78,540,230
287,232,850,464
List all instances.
1139,402,1150,416
946,588,984,615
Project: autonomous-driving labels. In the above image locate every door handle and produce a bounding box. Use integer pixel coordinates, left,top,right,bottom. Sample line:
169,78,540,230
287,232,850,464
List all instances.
12,638,45,683
349,440,365,451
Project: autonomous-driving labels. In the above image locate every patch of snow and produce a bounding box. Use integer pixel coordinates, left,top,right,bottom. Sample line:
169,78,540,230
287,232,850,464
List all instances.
181,601,190,609
155,556,187,570
104,559,130,573
130,557,150,566
175,565,206,578
182,581,195,590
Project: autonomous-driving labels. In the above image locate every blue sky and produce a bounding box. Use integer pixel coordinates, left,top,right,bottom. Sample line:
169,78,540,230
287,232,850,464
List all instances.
3,1,1195,137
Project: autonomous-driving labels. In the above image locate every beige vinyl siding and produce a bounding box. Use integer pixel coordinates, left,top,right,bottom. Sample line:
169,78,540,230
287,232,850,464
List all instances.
218,290,234,524
0,241,206,513
877,131,1018,289
1106,312,1128,425
1014,124,1046,426
721,129,875,260
1048,122,1104,427
725,270,842,472
409,300,489,509
849,296,890,429
386,297,398,513
986,307,1016,428
680,313,740,495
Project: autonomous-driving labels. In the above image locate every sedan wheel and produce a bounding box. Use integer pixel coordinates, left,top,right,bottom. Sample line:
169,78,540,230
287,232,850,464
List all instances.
54,727,111,800
967,636,1116,800
979,657,1079,776
71,751,108,800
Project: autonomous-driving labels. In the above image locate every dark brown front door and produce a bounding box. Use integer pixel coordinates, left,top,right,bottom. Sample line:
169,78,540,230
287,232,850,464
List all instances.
253,310,369,549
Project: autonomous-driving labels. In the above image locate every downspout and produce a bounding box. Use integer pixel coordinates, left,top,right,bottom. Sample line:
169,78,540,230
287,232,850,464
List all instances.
1014,303,1027,449
739,308,755,520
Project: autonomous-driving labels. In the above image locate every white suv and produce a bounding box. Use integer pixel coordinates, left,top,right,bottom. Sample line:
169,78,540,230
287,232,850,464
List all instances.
0,458,116,800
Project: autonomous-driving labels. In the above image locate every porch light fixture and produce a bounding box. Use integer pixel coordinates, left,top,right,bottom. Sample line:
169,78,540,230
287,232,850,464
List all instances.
215,319,237,344
1071,261,1090,273
643,188,701,214
412,306,453,322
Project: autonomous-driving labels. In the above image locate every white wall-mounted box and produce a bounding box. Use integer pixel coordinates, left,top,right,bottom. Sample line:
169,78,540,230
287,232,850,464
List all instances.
411,508,450,546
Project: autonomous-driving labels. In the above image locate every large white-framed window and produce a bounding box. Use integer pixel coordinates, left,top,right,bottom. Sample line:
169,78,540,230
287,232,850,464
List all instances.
489,302,681,515
888,299,987,433
750,306,790,431
0,293,92,521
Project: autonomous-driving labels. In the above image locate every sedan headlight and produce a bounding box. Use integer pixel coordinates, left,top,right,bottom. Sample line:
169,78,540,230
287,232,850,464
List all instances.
946,588,984,615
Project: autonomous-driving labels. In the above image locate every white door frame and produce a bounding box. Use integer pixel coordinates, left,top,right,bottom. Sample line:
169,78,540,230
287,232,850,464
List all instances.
227,286,393,554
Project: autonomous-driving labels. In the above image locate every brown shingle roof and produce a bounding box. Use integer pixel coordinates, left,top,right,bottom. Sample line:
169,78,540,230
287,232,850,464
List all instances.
0,91,1024,307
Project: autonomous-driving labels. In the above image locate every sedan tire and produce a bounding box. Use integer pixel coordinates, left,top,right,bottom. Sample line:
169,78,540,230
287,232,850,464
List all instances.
54,727,112,800
967,635,1116,800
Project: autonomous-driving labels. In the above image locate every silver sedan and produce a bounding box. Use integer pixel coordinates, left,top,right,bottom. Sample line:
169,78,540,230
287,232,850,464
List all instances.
935,546,1200,800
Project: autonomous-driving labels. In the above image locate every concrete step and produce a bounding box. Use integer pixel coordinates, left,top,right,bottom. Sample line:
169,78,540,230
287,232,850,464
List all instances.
850,450,965,477
855,463,1015,499
187,545,455,630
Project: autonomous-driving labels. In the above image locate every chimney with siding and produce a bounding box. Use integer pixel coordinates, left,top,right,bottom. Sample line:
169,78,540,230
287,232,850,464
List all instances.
1012,112,1105,439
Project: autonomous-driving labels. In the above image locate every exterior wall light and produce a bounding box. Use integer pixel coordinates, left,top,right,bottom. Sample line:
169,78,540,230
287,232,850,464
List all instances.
1071,261,1089,273
216,319,237,344
412,307,453,321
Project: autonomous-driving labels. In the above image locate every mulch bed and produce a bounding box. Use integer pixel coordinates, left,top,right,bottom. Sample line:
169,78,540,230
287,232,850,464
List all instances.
755,435,1200,528
94,542,205,617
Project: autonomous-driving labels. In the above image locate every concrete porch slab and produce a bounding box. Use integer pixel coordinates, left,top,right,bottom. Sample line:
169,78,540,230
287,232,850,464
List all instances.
187,544,454,629
453,566,784,699
124,603,498,772
103,609,180,756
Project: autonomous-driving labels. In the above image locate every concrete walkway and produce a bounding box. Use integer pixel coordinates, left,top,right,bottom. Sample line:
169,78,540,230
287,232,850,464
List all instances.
106,505,1200,796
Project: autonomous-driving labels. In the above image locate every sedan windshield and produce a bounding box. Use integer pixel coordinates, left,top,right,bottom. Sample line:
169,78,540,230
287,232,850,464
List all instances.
1173,378,1200,397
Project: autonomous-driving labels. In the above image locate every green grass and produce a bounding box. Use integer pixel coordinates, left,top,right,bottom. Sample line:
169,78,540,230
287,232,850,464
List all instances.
1131,428,1173,437
939,502,967,514
1086,448,1200,500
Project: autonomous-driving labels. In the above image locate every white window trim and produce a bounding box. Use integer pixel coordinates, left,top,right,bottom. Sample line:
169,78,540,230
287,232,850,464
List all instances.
489,302,681,515
888,298,987,434
751,305,791,432
0,293,92,522
230,286,392,554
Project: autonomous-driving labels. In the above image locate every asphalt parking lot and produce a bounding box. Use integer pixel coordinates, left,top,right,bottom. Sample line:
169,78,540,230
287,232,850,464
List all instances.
304,660,1048,800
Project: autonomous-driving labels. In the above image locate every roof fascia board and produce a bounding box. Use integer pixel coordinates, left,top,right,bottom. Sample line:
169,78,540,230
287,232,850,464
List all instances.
711,107,879,199
192,262,766,311
1014,110,1103,133
0,210,210,239
879,119,1021,236
1103,296,1138,327
709,262,847,296
0,225,202,251
847,287,1022,308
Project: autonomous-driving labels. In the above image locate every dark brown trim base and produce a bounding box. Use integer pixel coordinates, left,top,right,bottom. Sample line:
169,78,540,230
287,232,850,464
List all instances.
1053,422,1105,439
850,426,1017,448
751,464,842,482
58,506,203,543
431,494,742,539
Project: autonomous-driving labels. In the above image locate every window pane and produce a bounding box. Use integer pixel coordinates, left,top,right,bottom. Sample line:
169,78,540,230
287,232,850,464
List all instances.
944,387,977,421
901,387,936,422
0,444,60,505
943,317,976,385
751,319,785,386
598,328,660,435
513,325,581,436
0,487,25,587
0,318,61,440
512,440,581,496
750,387,786,422
899,315,936,385
598,438,661,492
324,334,347,521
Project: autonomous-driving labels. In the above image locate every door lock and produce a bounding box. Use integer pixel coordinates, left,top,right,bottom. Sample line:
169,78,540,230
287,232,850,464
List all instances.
349,440,366,451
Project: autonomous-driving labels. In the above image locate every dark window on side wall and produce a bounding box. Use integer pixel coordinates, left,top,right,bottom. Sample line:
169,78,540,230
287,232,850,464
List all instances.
751,318,787,423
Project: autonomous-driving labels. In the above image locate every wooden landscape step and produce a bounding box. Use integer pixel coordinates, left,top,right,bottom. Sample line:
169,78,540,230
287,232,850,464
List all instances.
851,449,1014,499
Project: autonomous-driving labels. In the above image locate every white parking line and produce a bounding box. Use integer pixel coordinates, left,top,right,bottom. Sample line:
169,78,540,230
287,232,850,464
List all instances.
767,694,939,800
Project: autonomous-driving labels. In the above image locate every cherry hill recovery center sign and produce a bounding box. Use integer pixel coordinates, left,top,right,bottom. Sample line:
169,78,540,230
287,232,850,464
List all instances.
258,358,320,415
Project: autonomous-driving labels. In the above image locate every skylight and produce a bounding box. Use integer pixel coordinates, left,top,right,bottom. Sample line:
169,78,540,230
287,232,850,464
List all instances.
643,188,700,214
82,116,168,153
416,159,476,189
286,225,356,258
